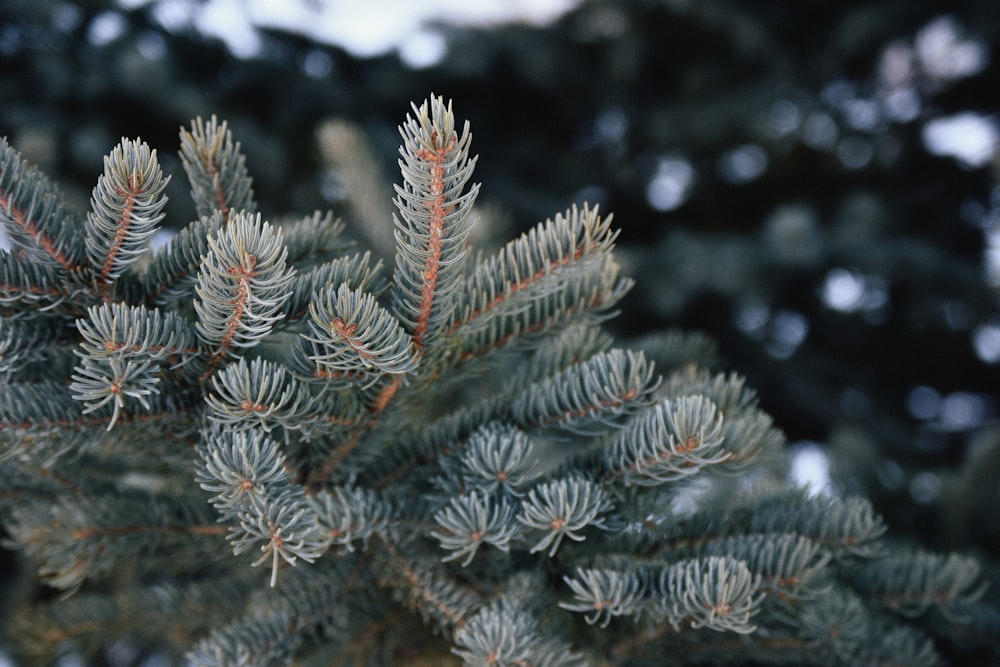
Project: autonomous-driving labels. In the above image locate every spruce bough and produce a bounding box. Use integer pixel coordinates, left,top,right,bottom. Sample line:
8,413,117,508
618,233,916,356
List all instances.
0,95,989,665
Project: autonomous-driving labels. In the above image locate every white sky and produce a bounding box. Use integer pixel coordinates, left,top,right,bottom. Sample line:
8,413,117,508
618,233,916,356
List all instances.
117,0,580,63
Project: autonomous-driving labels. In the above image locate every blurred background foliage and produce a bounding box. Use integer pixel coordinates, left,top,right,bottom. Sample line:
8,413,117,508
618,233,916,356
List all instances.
2,0,999,663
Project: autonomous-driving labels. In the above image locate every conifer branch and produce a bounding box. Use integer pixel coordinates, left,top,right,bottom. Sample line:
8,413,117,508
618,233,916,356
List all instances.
0,138,85,272
458,422,536,496
375,535,482,631
278,210,348,265
5,491,220,593
282,250,384,322
392,95,480,356
852,550,987,622
194,212,294,358
85,138,169,298
206,357,314,436
70,356,162,430
0,250,78,316
510,348,658,434
141,212,224,305
0,96,992,666
300,283,417,389
603,394,730,486
451,203,622,336
432,490,518,565
196,428,326,586
75,302,199,370
179,116,256,220
309,484,395,552
453,596,586,667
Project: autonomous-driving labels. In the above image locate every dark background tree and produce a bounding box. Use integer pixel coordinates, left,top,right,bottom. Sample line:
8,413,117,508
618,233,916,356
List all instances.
2,0,999,663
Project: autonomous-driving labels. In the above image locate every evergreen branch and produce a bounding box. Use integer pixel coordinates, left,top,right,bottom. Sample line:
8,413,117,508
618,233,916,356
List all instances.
230,492,329,588
206,357,314,436
0,318,50,377
452,597,538,666
661,368,786,470
559,567,642,627
1,384,201,464
510,348,658,434
628,329,720,375
357,403,494,490
188,563,363,667
69,356,162,430
196,428,327,586
299,283,418,389
431,490,518,566
375,535,483,632
680,533,833,603
0,382,96,461
453,596,586,667
283,388,369,453
282,250,385,322
0,137,85,272
391,94,480,355
141,212,224,305
75,302,199,370
642,557,762,634
452,203,620,336
69,302,207,433
794,588,942,667
197,428,293,514
189,615,300,667
518,476,610,556
515,323,614,386
0,249,84,316
194,212,294,357
448,253,633,368
84,138,169,296
668,491,888,560
309,484,395,552
458,422,536,496
852,550,987,623
278,210,348,266
4,491,220,593
561,556,762,634
746,493,888,559
603,395,730,486
179,116,256,220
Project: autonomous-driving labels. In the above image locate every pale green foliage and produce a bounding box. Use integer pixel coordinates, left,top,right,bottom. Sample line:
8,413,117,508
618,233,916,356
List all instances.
0,95,990,667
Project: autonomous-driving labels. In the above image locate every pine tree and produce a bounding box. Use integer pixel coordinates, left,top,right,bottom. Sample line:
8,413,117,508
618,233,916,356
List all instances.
0,95,993,666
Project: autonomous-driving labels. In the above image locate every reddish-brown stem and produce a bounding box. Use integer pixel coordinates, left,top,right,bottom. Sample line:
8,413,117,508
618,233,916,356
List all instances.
99,174,143,300
331,317,375,360
449,242,591,336
411,131,457,353
307,376,403,487
221,254,257,347
378,534,471,629
70,523,227,541
530,387,639,429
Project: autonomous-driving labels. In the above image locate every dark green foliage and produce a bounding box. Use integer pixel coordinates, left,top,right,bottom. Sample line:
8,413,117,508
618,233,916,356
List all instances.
0,95,995,666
